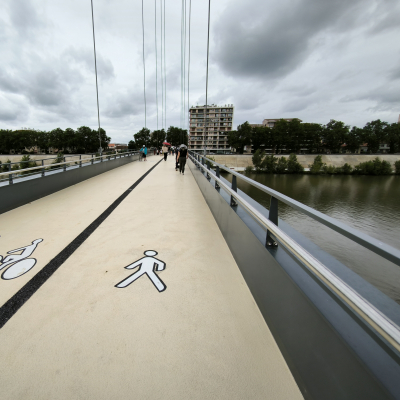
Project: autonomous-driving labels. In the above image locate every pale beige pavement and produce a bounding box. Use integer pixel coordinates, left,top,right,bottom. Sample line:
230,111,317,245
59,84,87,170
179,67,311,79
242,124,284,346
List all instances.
0,157,155,306
0,154,303,399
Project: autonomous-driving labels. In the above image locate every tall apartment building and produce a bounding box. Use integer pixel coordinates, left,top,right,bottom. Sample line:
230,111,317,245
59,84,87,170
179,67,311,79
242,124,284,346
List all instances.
189,104,234,154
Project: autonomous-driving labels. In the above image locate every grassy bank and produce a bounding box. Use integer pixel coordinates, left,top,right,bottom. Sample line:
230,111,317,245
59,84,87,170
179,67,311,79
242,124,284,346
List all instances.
246,151,400,176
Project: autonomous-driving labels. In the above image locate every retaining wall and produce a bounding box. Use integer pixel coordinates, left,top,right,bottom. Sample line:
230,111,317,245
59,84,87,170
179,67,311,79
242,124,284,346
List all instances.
212,154,400,169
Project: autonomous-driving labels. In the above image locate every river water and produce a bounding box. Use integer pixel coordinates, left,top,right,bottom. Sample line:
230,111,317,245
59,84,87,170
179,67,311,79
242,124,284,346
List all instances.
225,173,400,304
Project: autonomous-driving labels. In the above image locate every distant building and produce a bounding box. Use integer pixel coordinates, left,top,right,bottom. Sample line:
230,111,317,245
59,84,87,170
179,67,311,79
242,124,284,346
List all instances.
108,143,128,151
189,104,234,154
250,118,302,129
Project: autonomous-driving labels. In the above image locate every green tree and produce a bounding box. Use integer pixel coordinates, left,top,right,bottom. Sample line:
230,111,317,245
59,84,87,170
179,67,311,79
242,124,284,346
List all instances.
0,129,14,153
353,157,392,175
134,127,151,148
275,157,288,173
252,149,264,172
387,123,400,153
251,126,267,152
287,153,304,173
286,119,304,153
346,127,363,153
227,122,252,154
363,120,389,153
272,119,289,154
128,140,138,150
262,155,278,173
309,155,325,174
302,123,323,153
166,126,188,146
151,129,166,148
323,120,349,153
395,160,400,174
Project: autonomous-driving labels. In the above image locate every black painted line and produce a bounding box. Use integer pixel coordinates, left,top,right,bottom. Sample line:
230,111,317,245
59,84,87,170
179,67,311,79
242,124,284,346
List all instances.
0,159,162,329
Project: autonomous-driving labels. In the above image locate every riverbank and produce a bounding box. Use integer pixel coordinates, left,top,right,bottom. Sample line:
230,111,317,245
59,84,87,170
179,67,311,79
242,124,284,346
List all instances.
212,154,400,171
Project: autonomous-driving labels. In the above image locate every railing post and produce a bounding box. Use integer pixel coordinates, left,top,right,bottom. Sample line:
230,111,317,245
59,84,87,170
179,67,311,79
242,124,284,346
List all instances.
8,163,13,185
91,154,94,165
230,175,237,207
63,157,66,172
266,196,278,247
41,160,45,177
100,153,103,162
79,154,82,168
215,166,220,189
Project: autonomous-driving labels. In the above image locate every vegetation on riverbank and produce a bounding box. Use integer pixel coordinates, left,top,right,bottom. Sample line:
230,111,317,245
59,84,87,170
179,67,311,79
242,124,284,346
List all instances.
228,119,400,154
246,150,400,175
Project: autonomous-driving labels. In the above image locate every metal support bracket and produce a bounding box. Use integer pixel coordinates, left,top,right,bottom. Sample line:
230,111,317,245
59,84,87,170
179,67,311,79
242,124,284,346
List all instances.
215,166,220,189
230,175,238,207
266,196,278,247
8,163,13,185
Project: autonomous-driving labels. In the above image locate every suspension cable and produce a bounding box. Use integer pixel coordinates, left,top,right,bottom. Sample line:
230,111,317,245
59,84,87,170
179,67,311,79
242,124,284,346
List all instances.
142,0,147,128
90,0,102,154
183,0,187,130
160,0,164,131
155,0,159,130
180,0,184,128
204,0,211,156
188,0,191,134
164,0,166,129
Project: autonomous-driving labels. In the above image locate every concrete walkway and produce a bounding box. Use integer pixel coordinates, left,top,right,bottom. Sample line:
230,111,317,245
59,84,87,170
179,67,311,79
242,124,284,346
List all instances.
0,155,302,399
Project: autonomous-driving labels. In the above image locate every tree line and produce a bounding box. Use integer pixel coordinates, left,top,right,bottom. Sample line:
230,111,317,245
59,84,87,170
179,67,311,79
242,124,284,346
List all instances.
228,119,400,154
250,151,400,175
128,126,188,150
0,127,110,154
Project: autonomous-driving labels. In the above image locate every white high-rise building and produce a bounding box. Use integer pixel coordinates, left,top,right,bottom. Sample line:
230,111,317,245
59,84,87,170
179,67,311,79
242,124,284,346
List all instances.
188,104,234,154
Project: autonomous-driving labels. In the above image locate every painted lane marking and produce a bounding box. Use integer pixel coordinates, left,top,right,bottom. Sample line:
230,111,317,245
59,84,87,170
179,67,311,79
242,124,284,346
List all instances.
0,239,43,280
0,160,162,329
115,250,166,292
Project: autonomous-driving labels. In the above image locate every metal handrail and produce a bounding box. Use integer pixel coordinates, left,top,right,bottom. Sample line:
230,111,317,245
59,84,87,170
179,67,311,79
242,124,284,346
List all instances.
0,151,139,178
190,152,400,268
190,154,400,352
0,150,135,167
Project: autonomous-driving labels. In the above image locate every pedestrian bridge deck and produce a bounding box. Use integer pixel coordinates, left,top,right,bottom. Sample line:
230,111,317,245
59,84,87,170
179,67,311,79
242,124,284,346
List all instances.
0,155,302,399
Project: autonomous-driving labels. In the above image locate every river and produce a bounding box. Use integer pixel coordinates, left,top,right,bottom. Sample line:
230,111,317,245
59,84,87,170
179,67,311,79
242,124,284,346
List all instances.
223,173,400,304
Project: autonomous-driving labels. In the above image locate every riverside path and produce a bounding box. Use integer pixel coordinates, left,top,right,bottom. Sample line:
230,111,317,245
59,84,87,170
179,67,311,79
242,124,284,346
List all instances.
0,155,302,399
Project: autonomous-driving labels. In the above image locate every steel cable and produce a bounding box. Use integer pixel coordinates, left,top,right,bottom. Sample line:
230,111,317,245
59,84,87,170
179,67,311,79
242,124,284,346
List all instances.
160,0,164,130
142,0,147,128
90,0,102,154
155,0,159,130
164,0,166,129
204,0,211,155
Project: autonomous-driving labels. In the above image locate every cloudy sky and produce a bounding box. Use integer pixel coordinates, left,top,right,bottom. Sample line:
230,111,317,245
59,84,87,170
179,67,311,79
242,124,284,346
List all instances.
1,0,399,143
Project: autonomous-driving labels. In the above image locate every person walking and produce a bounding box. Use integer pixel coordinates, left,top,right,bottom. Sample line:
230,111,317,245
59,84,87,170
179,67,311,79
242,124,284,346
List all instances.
177,144,188,175
175,147,179,171
141,145,147,161
162,144,168,161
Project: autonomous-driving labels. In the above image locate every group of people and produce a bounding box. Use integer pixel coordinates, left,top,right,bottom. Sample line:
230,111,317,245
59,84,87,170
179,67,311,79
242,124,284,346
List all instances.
139,144,188,174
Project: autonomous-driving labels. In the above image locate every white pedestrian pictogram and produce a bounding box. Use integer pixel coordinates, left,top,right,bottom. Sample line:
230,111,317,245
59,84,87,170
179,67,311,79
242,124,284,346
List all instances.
115,250,166,292
0,239,43,280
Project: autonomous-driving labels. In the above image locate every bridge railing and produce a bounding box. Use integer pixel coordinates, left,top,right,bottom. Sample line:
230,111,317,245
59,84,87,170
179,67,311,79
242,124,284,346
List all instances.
0,151,139,184
189,151,400,352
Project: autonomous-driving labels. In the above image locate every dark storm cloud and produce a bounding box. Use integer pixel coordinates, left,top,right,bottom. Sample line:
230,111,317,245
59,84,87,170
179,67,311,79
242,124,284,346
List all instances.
213,0,399,79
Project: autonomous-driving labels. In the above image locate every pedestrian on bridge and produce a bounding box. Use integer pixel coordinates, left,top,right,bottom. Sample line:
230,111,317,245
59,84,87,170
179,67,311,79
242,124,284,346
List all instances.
141,145,147,161
177,145,188,175
162,144,168,161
